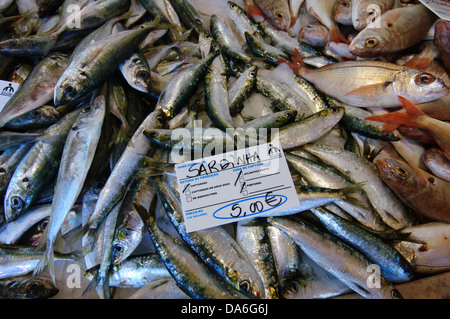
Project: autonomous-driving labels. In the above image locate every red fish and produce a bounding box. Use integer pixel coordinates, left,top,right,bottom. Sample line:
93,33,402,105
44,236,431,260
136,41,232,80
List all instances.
366,96,450,160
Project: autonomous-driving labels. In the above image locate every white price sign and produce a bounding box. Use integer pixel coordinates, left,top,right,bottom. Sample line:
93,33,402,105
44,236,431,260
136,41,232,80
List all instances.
175,141,300,232
0,80,20,112
419,0,450,21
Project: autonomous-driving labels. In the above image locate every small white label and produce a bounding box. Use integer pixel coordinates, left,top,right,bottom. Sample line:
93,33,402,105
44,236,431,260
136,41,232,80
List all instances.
0,80,20,112
175,141,300,232
419,0,450,21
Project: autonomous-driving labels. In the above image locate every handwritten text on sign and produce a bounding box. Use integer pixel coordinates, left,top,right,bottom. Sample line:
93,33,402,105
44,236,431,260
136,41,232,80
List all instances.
175,141,300,232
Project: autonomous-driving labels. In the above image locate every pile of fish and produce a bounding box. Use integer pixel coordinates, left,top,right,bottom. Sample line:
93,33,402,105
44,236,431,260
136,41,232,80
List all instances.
0,0,449,299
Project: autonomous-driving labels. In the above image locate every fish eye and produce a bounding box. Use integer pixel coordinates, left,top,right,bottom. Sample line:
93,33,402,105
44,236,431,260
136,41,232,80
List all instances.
10,196,23,210
146,131,159,139
249,71,256,77
285,282,299,293
137,70,150,81
156,115,165,124
41,219,49,228
94,181,105,193
391,289,403,299
113,243,124,254
230,3,237,8
32,110,41,117
81,106,92,114
415,74,435,85
339,1,350,7
27,283,38,291
239,280,251,292
275,11,284,20
63,84,77,97
330,107,340,113
394,166,408,178
0,167,6,175
364,38,379,48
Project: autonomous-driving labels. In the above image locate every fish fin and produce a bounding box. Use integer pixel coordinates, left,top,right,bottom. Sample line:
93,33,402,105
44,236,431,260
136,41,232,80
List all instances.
34,225,49,252
402,56,433,71
83,269,100,297
137,158,171,178
362,138,385,162
341,183,369,210
68,244,94,268
330,25,349,44
101,273,111,299
33,246,55,283
134,196,158,229
365,97,425,131
381,122,402,135
344,83,387,98
54,232,65,254
244,0,265,21
398,96,427,118
279,48,306,75
65,223,90,246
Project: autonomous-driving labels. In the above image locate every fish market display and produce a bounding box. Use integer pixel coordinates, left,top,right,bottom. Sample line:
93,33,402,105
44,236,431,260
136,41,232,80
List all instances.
0,0,448,300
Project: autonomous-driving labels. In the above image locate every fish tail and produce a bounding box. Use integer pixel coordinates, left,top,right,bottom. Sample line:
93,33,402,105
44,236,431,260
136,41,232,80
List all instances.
33,246,55,283
398,96,426,118
134,195,158,230
330,25,349,44
365,97,425,133
402,56,433,71
83,268,99,297
65,223,90,246
244,0,265,21
341,183,369,210
279,48,306,75
41,36,57,58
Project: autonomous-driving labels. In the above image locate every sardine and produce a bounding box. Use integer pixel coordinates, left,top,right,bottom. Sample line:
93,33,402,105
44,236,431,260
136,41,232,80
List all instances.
34,93,105,283
0,275,59,299
303,143,414,230
268,216,403,299
311,206,415,283
4,109,82,223
0,52,69,128
152,176,264,299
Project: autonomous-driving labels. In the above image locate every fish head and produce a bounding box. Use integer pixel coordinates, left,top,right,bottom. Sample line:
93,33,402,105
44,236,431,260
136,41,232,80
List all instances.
227,1,244,16
348,28,389,57
74,94,106,129
332,0,352,25
280,279,304,299
4,181,32,222
54,69,89,106
124,58,152,93
31,106,61,124
374,157,422,195
112,224,144,265
352,1,384,31
299,24,331,48
227,262,265,299
393,68,449,104
267,7,291,31
17,277,59,299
